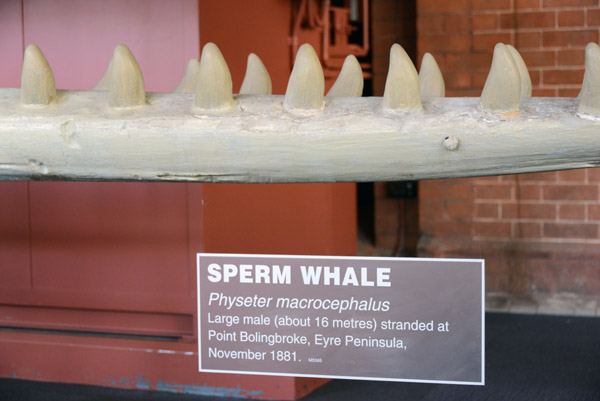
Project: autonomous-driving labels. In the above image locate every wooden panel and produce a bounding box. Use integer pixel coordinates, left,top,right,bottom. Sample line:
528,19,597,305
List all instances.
199,1,357,257
0,182,31,290
29,182,190,300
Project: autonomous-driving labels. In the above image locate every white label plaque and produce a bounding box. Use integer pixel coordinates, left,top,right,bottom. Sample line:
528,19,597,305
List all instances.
197,253,484,385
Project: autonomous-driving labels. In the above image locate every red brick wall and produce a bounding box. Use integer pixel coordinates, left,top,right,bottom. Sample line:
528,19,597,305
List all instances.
416,0,600,295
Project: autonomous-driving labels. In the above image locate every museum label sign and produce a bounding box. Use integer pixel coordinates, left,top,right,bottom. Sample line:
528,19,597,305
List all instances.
197,254,484,385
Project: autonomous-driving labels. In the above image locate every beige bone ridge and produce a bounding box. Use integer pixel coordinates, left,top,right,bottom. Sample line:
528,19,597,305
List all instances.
5,41,600,183
21,44,56,106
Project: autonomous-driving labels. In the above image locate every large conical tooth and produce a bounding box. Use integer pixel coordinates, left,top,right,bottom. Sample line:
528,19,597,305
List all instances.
94,58,112,90
326,55,363,97
506,45,532,97
284,43,324,110
21,44,56,106
108,44,145,108
479,43,521,113
239,53,272,95
382,44,422,110
173,58,200,93
195,43,234,110
418,52,445,99
578,42,600,117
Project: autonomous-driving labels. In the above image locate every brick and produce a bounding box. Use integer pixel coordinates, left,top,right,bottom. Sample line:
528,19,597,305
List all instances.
517,184,541,200
446,200,475,219
587,168,600,181
445,71,471,88
587,9,600,26
501,11,555,29
446,52,493,71
516,0,540,8
418,16,445,34
542,184,597,200
473,32,512,51
516,32,541,49
476,221,512,237
420,180,475,200
543,69,584,85
558,88,582,97
529,69,541,86
532,88,557,96
418,0,471,15
418,34,470,52
543,0,598,7
421,220,473,237
472,70,490,88
472,0,511,11
514,222,542,238
558,204,586,220
558,10,585,27
543,222,598,239
472,14,498,31
557,169,586,181
444,15,471,32
557,49,585,66
502,202,556,219
474,183,513,200
521,171,557,181
475,202,500,218
521,50,555,67
543,30,598,48
588,204,600,220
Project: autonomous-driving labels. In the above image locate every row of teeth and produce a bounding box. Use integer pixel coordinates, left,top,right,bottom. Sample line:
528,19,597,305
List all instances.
18,41,600,116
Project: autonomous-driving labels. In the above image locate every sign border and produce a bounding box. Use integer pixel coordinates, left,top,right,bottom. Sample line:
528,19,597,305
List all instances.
197,253,485,386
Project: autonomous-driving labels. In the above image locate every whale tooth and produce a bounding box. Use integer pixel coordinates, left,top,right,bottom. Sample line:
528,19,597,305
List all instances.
94,58,112,91
479,43,521,113
578,42,600,117
21,44,56,106
108,44,145,108
326,55,363,97
506,44,532,97
418,52,445,99
382,44,422,110
284,43,324,110
195,43,234,110
239,53,272,95
173,58,200,94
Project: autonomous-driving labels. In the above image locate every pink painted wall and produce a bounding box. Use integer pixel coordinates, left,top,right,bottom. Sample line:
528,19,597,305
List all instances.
14,0,199,91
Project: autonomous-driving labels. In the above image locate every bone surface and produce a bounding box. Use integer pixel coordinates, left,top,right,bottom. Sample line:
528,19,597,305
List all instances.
506,45,532,97
284,44,324,111
479,43,521,113
108,44,146,108
383,44,422,110
195,43,234,110
239,53,272,95
21,44,56,106
0,90,598,183
174,58,200,94
578,42,600,117
419,52,445,99
326,55,364,97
